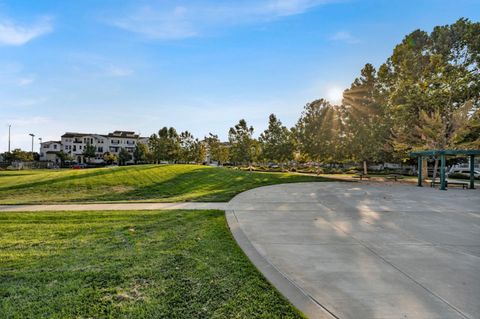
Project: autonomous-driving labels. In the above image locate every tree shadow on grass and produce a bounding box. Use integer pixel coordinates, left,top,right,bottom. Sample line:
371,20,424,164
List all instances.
83,168,332,202
0,165,164,192
0,169,117,191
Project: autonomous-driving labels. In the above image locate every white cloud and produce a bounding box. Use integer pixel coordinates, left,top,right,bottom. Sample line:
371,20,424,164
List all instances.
0,17,53,46
108,0,332,40
112,6,197,40
67,53,134,78
17,77,34,86
330,31,359,44
106,65,133,77
261,0,328,16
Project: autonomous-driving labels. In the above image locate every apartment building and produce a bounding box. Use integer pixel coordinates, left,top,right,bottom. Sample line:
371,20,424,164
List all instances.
39,141,63,162
40,130,148,164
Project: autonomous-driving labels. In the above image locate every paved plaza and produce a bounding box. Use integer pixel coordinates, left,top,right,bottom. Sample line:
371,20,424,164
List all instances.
228,182,480,319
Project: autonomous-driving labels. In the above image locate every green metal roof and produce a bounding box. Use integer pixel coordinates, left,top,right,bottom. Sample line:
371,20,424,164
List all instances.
410,149,480,157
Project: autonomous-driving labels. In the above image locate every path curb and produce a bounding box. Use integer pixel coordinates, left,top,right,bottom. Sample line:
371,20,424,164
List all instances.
225,210,335,319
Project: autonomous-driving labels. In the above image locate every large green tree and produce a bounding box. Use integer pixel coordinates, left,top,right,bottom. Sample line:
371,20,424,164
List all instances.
192,139,207,164
453,106,480,149
295,99,346,165
82,143,96,163
149,127,181,163
228,119,256,166
133,143,149,164
118,148,132,166
343,64,391,174
259,114,294,168
378,18,480,157
204,133,231,165
179,131,206,163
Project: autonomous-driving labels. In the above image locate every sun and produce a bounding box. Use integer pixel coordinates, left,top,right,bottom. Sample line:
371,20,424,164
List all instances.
326,87,344,105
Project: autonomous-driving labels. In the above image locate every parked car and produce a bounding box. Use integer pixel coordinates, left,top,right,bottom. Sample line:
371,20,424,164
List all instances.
447,167,480,178
72,163,88,169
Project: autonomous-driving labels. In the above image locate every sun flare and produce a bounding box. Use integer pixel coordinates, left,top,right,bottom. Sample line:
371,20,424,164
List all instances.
326,87,344,105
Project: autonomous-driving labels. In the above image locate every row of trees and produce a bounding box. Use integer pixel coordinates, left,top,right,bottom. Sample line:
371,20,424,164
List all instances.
217,19,480,172
1,149,35,162
146,127,207,164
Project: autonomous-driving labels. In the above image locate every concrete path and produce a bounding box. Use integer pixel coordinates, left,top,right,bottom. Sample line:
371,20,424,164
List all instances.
228,182,480,319
0,202,228,212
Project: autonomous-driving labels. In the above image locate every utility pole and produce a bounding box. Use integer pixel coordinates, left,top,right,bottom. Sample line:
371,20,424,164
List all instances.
29,133,35,154
38,137,42,159
8,124,11,152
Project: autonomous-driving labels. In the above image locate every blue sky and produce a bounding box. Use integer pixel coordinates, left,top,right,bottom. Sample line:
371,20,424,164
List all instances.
1,0,479,152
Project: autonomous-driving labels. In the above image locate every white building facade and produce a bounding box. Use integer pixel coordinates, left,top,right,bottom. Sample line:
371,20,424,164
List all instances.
40,131,148,164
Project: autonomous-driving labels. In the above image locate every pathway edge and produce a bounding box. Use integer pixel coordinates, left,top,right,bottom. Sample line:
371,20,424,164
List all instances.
225,209,335,319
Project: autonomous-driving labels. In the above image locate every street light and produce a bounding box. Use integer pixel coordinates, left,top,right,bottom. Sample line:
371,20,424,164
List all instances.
29,133,35,154
8,124,11,152
38,138,42,158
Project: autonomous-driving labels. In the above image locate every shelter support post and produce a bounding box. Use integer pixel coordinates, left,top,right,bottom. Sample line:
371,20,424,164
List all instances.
440,154,446,190
417,156,422,187
470,155,475,190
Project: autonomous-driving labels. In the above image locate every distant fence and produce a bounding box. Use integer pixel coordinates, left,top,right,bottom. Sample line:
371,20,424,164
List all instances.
3,161,55,170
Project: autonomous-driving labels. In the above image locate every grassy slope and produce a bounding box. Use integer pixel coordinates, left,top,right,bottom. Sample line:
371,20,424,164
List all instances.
0,164,329,204
0,210,304,319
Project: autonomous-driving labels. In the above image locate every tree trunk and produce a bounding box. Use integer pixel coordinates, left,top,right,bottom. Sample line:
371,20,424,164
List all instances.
432,157,439,182
422,159,428,181
363,161,368,175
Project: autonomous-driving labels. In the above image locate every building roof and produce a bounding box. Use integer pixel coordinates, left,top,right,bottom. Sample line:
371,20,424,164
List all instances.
40,140,61,145
61,131,144,139
61,132,91,138
107,130,139,138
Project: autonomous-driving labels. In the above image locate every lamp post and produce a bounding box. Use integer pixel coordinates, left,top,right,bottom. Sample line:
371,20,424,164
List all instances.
29,133,35,154
38,137,42,159
8,124,11,152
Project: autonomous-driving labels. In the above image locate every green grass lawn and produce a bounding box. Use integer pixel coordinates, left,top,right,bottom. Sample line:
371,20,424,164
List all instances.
0,209,304,318
0,164,330,204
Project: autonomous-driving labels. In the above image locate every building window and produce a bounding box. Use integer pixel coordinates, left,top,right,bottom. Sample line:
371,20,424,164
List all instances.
54,145,57,149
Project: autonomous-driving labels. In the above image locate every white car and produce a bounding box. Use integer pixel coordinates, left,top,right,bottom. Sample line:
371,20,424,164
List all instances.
447,168,480,178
